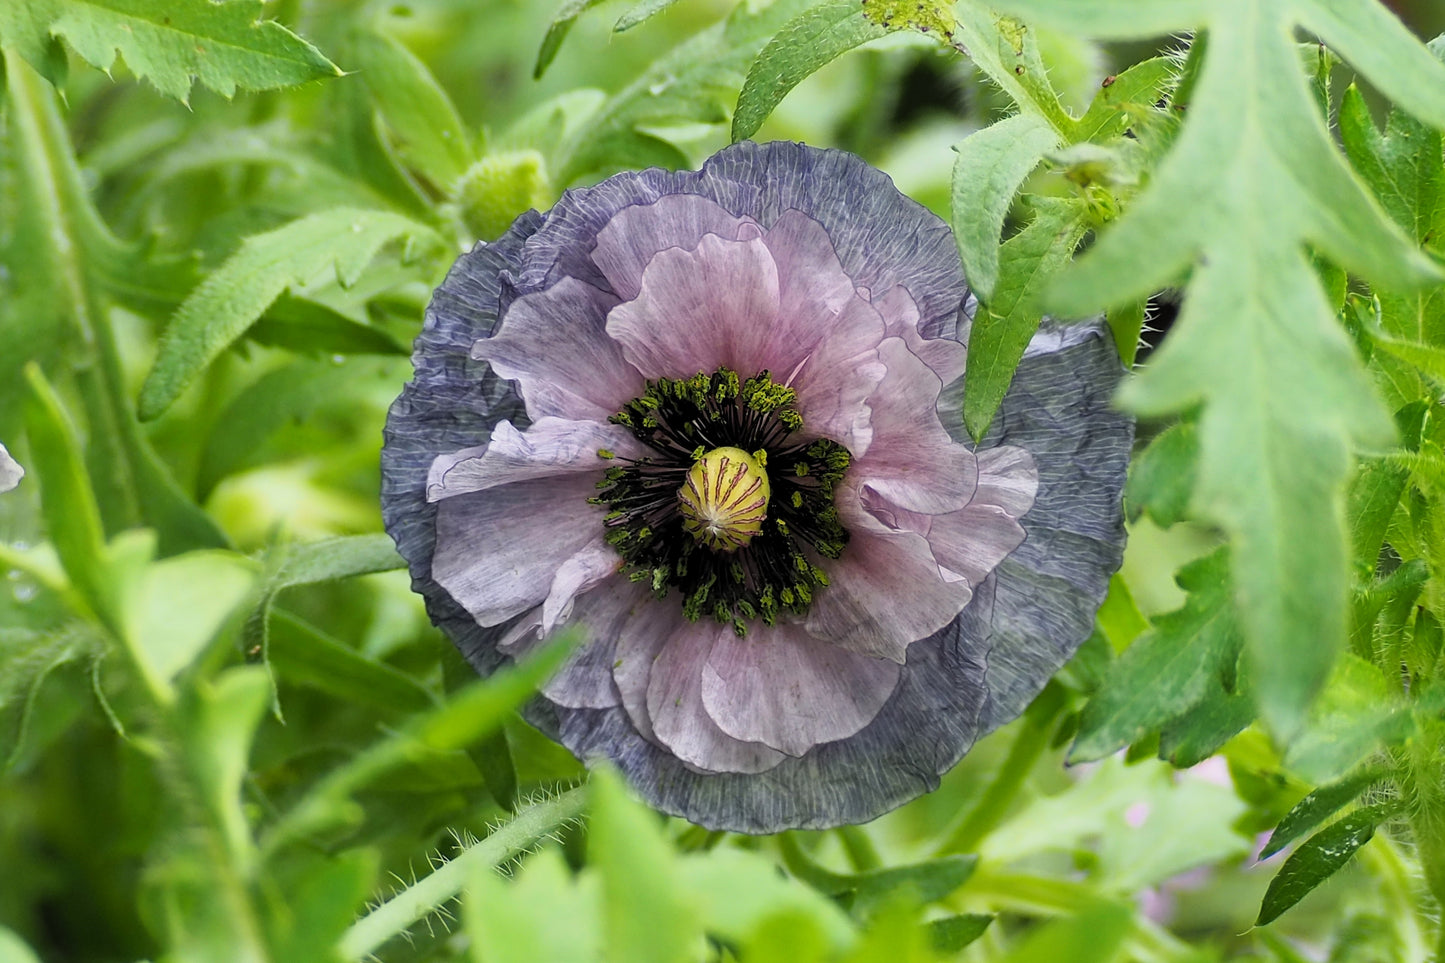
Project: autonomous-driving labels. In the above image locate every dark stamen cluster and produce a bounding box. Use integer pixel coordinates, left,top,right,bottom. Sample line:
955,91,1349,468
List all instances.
591,368,850,635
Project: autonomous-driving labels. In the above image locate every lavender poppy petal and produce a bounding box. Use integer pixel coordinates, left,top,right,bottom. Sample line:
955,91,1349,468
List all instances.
606,234,781,379
472,277,642,421
499,581,644,710
592,193,758,300
847,338,978,515
0,443,22,493
874,284,967,385
701,621,900,755
426,418,644,501
431,475,608,627
803,519,972,662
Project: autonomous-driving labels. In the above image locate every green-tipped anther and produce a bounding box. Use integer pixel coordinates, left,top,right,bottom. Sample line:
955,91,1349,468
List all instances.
678,447,771,552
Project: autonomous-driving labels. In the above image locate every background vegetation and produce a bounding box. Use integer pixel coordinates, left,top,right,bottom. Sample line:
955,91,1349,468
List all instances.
3,0,1445,960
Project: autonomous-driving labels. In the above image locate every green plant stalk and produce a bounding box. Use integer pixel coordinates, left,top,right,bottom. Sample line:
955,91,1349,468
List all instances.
837,824,883,871
964,870,1189,963
935,681,1064,856
1404,719,1445,959
338,785,588,960
1357,832,1430,963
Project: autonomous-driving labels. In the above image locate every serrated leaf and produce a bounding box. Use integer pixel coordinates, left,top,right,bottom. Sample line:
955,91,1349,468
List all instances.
352,29,474,190
465,848,601,963
1125,421,1198,527
1338,84,1443,247
534,0,610,79
1158,678,1254,768
615,0,686,32
951,7,1077,139
1075,56,1178,142
731,0,886,142
589,767,700,963
1347,454,1408,573
1021,1,1445,740
1260,765,1389,859
679,849,853,951
0,0,341,101
1257,802,1399,925
177,666,271,868
949,112,1061,302
138,207,439,420
962,196,1087,439
1072,548,1241,761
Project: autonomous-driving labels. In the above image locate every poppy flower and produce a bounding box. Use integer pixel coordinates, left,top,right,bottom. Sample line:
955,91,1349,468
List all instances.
381,141,1131,832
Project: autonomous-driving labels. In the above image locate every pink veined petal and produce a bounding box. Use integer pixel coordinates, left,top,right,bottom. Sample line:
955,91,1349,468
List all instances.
473,276,643,421
847,337,978,515
431,475,607,628
803,510,974,660
873,284,967,385
541,541,621,632
592,194,760,301
646,621,789,774
612,604,786,773
700,620,901,756
605,234,782,380
917,445,1038,587
426,418,645,501
499,578,646,710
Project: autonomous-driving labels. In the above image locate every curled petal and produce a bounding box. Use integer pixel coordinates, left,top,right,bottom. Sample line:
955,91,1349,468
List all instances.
849,338,977,515
701,621,900,756
431,476,609,628
615,605,787,774
473,277,642,421
593,193,759,300
426,417,644,501
874,284,967,385
499,580,648,709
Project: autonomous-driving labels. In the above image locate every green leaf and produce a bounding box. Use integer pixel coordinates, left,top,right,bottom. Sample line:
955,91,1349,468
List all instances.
1260,765,1389,860
1338,84,1443,247
177,666,271,869
731,0,886,143
534,0,610,79
1075,56,1178,143
464,848,601,963
0,0,341,101
615,0,686,33
1125,421,1198,528
120,549,258,698
1284,654,1411,783
1347,455,1408,574
1157,674,1254,768
0,628,91,771
850,856,977,916
266,610,435,717
138,207,439,420
1106,298,1148,368
23,364,112,629
949,112,1061,303
262,631,578,853
982,0,1445,741
1072,548,1242,762
589,767,700,963
1256,802,1400,925
950,7,1077,139
351,29,475,190
0,927,44,963
555,0,814,184
999,901,1131,963
679,849,853,951
927,914,993,954
962,196,1087,440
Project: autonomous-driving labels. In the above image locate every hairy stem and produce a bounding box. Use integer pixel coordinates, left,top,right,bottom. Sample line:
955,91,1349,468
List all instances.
339,785,588,960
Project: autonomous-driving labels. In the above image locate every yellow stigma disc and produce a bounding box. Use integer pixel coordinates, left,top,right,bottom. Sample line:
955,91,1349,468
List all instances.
677,446,771,552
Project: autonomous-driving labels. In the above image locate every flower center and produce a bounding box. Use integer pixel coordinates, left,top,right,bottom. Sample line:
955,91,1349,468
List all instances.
591,368,850,634
678,446,771,552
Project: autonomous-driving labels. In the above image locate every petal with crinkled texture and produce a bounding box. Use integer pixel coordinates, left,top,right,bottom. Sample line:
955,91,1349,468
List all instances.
614,605,787,773
804,513,972,661
874,285,966,385
701,621,900,756
592,193,759,300
606,235,782,380
431,476,608,628
473,277,641,421
499,579,647,709
847,338,977,515
427,417,644,501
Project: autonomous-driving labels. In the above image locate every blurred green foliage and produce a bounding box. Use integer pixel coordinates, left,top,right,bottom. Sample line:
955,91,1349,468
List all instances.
2,0,1445,961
